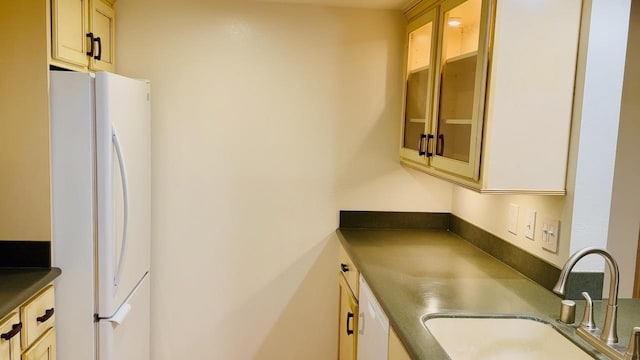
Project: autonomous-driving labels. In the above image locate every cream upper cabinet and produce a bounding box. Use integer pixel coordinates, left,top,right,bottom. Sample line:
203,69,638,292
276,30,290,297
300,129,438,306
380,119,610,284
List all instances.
50,0,88,69
400,0,582,194
430,0,488,179
88,0,115,72
50,0,115,72
400,8,437,164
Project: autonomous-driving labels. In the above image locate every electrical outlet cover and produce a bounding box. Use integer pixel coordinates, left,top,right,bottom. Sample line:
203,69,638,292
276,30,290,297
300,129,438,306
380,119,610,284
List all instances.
542,218,560,253
525,209,536,240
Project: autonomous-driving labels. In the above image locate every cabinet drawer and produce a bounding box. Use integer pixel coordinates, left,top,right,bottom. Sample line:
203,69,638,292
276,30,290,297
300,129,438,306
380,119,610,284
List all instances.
338,244,359,299
0,312,21,360
21,328,55,360
21,286,55,350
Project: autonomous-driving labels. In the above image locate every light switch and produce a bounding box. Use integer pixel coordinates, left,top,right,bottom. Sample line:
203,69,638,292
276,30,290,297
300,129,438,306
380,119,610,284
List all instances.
542,218,560,253
525,209,536,240
508,204,519,235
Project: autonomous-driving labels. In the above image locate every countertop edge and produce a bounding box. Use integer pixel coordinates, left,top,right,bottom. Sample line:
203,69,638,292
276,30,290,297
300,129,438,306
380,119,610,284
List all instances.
335,229,622,360
0,267,62,320
336,229,432,360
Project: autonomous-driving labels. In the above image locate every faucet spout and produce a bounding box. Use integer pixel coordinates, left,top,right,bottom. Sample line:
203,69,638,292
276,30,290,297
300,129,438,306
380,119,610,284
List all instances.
553,247,620,344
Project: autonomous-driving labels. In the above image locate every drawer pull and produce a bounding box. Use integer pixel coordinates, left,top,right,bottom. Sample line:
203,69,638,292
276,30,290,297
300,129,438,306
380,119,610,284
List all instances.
340,263,349,272
346,312,355,335
1,322,22,340
36,308,55,323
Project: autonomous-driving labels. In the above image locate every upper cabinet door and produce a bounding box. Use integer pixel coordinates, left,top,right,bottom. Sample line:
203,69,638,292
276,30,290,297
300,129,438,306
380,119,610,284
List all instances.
89,0,115,72
51,0,89,71
400,9,438,164
430,0,491,179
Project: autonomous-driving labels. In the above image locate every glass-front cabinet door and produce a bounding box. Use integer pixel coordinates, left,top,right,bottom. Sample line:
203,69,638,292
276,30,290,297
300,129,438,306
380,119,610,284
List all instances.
399,9,437,164
430,0,490,179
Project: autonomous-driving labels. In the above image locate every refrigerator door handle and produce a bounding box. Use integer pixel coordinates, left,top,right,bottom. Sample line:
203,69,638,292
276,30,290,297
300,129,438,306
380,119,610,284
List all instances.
104,303,131,326
112,126,130,287
96,271,148,323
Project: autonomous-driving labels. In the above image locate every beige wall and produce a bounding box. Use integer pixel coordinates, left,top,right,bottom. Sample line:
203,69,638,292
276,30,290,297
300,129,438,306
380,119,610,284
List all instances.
608,0,640,298
115,0,639,356
0,0,51,241
115,1,451,358
451,190,570,268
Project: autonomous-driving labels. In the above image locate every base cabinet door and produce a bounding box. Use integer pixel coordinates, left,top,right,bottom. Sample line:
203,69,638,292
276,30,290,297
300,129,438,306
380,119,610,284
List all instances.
21,328,55,360
338,275,358,360
388,328,411,360
0,313,21,360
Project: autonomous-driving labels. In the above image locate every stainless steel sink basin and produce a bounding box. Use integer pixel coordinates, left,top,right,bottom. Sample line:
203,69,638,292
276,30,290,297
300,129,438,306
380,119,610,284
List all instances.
422,315,595,360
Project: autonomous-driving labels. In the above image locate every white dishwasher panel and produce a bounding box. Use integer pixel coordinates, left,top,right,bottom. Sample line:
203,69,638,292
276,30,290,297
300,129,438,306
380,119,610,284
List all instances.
357,275,389,360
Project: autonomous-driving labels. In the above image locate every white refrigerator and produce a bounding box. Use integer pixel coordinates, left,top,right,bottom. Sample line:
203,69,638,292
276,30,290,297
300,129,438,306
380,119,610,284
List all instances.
50,71,151,360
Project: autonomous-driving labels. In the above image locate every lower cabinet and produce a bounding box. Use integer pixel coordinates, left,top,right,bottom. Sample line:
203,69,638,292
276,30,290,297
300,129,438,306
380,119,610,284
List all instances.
337,243,412,360
0,285,56,360
388,328,412,360
21,328,55,360
338,275,358,360
0,313,21,360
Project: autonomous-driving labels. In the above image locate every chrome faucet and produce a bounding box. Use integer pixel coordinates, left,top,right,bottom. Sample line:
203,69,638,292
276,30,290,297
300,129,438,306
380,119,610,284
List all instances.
553,247,640,360
626,327,640,360
553,247,620,344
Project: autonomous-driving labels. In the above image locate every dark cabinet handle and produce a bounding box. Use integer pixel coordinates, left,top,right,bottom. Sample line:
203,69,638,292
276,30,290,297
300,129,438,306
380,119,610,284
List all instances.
418,134,434,157
346,312,354,335
340,263,349,273
418,134,427,156
436,134,445,156
37,308,55,323
86,32,95,56
1,322,22,340
426,134,434,157
94,37,102,60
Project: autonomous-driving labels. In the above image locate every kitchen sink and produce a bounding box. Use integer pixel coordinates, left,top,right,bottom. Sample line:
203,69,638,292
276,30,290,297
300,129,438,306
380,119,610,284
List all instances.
422,314,595,360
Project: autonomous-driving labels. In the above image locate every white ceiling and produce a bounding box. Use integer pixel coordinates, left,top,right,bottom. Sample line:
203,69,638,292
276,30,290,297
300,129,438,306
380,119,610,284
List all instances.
252,0,409,10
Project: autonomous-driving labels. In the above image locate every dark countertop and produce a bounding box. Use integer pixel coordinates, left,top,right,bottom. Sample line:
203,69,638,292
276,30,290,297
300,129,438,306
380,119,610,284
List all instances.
337,228,640,360
0,267,62,320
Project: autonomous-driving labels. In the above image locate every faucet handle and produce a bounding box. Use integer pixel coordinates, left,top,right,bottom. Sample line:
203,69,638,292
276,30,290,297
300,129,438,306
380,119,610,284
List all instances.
625,327,640,360
580,291,596,330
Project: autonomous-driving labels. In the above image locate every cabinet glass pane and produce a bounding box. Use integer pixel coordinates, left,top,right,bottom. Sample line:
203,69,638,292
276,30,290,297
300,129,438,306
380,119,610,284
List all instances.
436,0,482,162
403,22,433,151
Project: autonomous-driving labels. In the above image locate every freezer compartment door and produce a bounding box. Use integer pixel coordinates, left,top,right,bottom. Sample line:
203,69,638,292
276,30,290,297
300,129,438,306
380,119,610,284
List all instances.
98,273,150,360
95,71,151,316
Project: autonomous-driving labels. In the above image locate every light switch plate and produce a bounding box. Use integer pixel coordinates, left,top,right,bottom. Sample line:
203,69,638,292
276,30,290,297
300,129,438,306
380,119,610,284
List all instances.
525,209,536,240
542,218,560,253
508,204,519,235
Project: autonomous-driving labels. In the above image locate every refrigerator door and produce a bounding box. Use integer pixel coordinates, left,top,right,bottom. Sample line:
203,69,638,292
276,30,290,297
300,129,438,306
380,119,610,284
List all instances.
95,71,151,318
50,71,97,360
98,273,150,360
